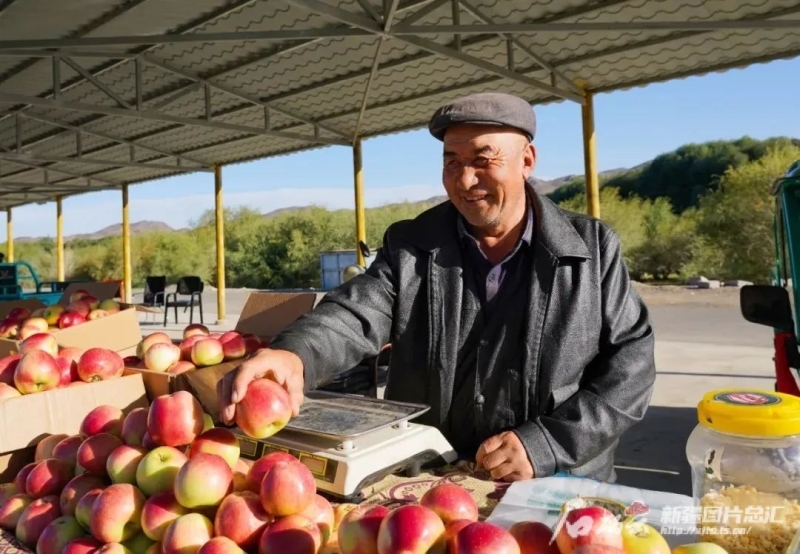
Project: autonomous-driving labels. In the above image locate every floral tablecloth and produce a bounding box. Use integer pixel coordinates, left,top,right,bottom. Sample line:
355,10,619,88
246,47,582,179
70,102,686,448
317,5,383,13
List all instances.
0,461,508,554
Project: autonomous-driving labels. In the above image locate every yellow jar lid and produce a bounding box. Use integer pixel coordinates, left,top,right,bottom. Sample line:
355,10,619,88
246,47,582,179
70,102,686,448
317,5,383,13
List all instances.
697,389,800,437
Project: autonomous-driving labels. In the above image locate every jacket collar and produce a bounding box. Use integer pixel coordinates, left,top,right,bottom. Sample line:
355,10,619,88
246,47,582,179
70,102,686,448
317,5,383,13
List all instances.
409,179,592,260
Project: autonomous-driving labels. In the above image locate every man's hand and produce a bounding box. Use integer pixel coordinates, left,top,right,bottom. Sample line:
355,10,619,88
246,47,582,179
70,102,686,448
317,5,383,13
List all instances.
217,348,305,425
475,431,535,482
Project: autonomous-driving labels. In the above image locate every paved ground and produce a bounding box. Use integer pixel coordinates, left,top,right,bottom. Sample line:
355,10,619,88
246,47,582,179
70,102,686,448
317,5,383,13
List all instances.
133,284,778,498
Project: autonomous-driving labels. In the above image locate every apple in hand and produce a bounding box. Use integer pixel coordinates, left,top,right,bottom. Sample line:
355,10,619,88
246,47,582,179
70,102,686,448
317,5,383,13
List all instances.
147,390,205,447
376,505,446,554
337,504,390,554
420,483,479,524
90,483,146,544
235,378,293,439
174,452,233,510
188,427,240,468
556,505,624,553
508,520,560,553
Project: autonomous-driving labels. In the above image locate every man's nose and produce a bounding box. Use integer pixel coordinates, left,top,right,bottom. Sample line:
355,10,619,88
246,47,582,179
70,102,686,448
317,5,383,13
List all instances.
453,166,479,190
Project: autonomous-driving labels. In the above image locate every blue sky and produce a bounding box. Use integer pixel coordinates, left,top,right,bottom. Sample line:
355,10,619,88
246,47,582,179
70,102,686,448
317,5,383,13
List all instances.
5,55,800,239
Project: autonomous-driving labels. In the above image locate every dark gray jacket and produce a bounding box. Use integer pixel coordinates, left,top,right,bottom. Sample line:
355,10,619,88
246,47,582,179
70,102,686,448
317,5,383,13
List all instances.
270,184,656,481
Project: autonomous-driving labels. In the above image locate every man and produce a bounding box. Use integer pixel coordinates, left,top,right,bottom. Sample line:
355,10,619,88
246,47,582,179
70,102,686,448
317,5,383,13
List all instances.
218,92,656,483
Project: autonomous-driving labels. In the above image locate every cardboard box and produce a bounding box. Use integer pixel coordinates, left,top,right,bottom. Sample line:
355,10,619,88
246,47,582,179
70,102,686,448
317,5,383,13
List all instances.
128,291,326,403
0,299,47,319
0,282,157,358
0,372,149,482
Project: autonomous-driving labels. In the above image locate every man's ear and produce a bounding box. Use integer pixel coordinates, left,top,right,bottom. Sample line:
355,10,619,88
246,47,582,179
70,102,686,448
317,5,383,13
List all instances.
522,142,537,179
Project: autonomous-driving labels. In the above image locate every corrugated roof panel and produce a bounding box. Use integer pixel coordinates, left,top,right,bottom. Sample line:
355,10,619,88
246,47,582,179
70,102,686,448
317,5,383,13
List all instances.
0,0,123,41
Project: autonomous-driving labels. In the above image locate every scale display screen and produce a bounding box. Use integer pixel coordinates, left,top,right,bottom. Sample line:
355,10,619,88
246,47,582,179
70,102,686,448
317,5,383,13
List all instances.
284,391,430,440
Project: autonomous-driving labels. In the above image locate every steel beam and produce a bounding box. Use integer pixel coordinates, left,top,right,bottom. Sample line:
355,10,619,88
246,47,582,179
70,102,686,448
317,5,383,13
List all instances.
0,92,348,146
0,158,120,185
392,20,800,33
61,57,132,109
283,0,583,102
19,113,209,169
0,49,137,58
0,152,209,173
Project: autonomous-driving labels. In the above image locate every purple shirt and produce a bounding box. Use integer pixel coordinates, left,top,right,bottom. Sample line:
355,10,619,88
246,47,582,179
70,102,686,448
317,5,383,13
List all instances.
457,200,534,307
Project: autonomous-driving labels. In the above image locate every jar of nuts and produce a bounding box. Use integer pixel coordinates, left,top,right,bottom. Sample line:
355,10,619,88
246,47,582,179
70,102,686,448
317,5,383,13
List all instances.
686,389,800,554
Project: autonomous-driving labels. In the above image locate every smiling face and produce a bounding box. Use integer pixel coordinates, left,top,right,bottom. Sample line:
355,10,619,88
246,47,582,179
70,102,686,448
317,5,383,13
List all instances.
442,124,536,237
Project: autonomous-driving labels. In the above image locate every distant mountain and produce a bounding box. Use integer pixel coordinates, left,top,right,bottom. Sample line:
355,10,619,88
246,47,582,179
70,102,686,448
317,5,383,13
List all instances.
11,169,628,242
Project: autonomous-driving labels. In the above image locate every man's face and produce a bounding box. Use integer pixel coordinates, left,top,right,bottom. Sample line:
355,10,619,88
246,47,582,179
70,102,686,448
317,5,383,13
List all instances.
441,124,536,232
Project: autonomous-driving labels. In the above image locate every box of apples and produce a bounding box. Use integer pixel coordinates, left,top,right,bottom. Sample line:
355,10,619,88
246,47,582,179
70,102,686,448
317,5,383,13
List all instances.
0,282,158,359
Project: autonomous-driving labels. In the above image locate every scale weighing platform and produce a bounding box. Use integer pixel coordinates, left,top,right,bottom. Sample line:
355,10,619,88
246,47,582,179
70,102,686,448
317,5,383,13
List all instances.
232,391,457,502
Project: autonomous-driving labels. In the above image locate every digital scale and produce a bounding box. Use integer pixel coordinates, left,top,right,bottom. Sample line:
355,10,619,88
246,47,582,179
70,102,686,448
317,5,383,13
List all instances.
232,391,457,503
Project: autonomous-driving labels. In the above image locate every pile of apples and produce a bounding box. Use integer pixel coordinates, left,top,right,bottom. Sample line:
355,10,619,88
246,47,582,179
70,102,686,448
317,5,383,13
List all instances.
0,332,125,397
0,290,122,339
125,325,269,375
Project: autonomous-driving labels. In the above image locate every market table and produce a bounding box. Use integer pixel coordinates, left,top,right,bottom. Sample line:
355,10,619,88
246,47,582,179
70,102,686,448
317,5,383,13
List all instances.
0,461,508,553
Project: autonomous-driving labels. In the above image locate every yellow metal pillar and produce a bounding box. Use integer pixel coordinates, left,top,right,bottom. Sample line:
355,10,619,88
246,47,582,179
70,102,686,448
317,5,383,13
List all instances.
56,196,64,281
214,164,226,324
581,90,601,219
122,184,132,303
5,209,12,262
352,139,367,266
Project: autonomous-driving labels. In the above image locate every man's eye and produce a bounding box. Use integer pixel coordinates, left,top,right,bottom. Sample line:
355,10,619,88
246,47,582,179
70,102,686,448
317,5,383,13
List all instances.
474,158,489,167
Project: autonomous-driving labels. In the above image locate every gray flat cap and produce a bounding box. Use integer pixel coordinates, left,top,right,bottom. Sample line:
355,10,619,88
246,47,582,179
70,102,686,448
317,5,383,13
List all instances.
428,92,536,141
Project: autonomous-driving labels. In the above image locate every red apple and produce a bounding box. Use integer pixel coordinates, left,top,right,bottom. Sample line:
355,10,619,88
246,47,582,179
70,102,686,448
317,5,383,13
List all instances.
219,332,247,360
147,390,205,447
240,334,262,355
0,353,20,385
300,493,335,546
59,473,108,516
178,335,206,361
90,483,146,543
198,536,246,554
25,458,73,498
66,299,92,317
121,407,149,446
59,311,87,328
144,342,182,372
136,332,173,359
0,382,21,398
122,356,140,367
420,483,479,525
260,460,316,517
19,332,59,357
234,378,293,439
450,521,521,553
213,491,271,551
337,503,391,554
508,520,560,554
7,307,31,321
555,505,624,553
161,513,214,554
141,491,189,542
36,515,85,554
63,536,104,554
55,346,83,386
188,427,240,468
76,348,124,382
20,317,48,334
52,435,84,469
244,451,298,493
69,289,90,303
0,321,19,339
259,513,321,554
135,446,189,497
74,489,102,530
376,505,446,554
191,338,224,367
107,444,147,485
444,519,474,543
572,547,627,554
0,493,32,530
174,452,233,510
14,350,61,394
42,305,65,326
183,324,209,339
15,494,61,548
76,432,124,475
35,434,69,462
80,405,124,437
13,463,37,493
167,361,195,374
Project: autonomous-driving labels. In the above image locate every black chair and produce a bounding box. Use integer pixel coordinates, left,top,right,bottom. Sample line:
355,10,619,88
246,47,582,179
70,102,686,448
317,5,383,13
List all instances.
131,276,166,324
164,276,204,325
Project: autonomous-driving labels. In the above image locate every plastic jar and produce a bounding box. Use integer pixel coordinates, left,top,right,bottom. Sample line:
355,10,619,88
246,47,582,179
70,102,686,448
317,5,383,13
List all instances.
685,389,800,554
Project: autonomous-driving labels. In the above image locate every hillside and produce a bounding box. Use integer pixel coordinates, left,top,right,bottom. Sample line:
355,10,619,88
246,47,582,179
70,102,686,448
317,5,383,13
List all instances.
14,221,175,244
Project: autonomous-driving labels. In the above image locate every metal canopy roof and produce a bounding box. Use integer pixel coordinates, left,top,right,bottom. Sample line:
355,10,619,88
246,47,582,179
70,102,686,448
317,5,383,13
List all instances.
0,0,798,210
